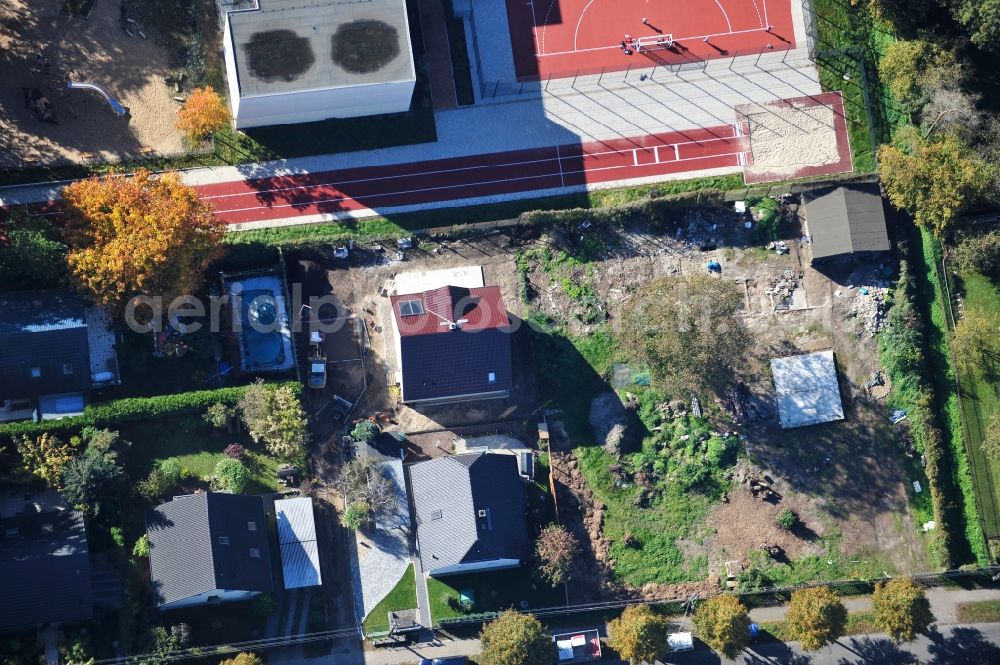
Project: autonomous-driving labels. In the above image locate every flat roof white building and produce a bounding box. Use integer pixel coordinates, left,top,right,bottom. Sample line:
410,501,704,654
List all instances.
771,350,845,429
223,0,416,128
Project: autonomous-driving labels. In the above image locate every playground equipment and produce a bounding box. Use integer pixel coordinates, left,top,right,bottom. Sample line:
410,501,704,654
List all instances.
66,81,128,117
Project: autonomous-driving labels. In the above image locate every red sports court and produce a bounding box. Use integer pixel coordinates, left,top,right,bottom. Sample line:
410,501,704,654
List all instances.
505,0,797,80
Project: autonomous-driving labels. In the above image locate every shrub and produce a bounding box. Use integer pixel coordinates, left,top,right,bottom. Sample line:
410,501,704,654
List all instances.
203,402,235,429
219,653,264,665
871,578,934,643
224,443,246,460
786,587,847,652
239,381,309,460
16,432,77,489
111,526,125,549
956,230,1000,276
132,534,150,558
775,508,799,530
343,502,370,530
215,458,249,493
350,420,379,443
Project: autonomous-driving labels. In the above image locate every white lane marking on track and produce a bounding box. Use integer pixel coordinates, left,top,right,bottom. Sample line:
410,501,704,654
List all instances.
212,148,744,216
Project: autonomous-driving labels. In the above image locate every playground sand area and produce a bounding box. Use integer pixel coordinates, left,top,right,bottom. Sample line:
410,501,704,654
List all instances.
0,0,185,168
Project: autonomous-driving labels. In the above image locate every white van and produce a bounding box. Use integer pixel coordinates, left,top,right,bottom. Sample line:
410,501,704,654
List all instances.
667,632,694,653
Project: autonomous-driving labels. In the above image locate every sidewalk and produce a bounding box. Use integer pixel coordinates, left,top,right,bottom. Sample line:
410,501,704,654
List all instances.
361,585,1000,665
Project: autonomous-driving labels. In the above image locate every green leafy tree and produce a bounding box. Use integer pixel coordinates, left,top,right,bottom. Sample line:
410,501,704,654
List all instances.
879,131,987,237
692,595,751,659
133,534,150,558
351,419,380,443
480,610,557,665
618,274,752,397
946,0,1000,50
534,524,580,587
215,457,249,493
343,502,371,530
608,605,669,665
953,309,1000,376
61,442,128,516
956,230,1000,276
0,210,67,289
239,381,309,460
871,578,934,643
786,586,847,652
776,508,799,530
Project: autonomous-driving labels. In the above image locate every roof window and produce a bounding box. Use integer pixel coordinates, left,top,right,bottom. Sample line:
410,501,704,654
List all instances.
218,536,230,545
430,510,443,521
247,521,257,531
30,367,41,379
249,547,261,559
488,372,496,384
399,300,424,316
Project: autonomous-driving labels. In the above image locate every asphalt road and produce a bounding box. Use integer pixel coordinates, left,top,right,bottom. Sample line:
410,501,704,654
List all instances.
660,623,1000,665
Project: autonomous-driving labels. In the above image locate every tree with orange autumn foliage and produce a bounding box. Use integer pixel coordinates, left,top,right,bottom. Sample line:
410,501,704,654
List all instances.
176,87,230,141
61,169,225,308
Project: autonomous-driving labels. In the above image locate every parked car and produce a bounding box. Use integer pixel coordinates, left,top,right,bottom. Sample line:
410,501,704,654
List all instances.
308,353,327,389
667,632,694,653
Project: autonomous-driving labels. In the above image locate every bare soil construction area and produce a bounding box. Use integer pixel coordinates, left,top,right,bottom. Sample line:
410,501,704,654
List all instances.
0,0,184,166
291,194,931,602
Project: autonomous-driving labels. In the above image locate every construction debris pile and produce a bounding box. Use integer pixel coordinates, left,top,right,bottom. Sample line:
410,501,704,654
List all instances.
766,268,803,308
847,284,888,335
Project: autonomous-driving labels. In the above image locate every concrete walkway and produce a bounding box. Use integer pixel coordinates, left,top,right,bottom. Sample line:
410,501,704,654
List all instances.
357,459,413,621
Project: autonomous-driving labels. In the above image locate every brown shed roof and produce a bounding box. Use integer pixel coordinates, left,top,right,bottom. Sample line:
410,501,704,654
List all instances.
804,184,890,261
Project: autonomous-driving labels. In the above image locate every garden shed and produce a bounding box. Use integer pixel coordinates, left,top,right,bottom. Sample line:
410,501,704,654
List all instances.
274,497,322,589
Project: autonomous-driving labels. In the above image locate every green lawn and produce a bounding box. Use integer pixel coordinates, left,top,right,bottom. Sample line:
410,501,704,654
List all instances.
956,599,1000,624
428,568,564,624
122,414,280,494
954,271,1000,543
363,565,418,634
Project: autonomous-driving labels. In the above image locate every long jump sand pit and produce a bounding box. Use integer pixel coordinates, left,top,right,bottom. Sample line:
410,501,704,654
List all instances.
0,0,185,168
739,92,853,185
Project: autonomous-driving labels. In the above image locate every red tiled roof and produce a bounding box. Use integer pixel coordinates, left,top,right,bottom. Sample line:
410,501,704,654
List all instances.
391,286,511,337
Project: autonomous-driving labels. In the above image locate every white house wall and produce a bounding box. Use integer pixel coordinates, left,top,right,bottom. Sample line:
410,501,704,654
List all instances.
223,18,241,124
231,79,415,129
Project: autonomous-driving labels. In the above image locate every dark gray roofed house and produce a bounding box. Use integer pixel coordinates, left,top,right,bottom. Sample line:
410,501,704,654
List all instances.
0,503,93,633
146,493,274,610
803,184,890,263
408,452,528,576
0,289,120,422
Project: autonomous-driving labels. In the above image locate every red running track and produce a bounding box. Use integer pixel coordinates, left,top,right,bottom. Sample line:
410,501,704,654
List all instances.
200,126,747,225
2,126,747,226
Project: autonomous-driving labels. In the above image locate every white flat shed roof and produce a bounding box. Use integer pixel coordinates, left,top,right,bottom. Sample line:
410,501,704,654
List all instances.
771,350,845,429
393,266,484,295
275,497,322,589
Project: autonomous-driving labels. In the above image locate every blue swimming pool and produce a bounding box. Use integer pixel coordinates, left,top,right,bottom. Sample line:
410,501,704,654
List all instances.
227,276,295,373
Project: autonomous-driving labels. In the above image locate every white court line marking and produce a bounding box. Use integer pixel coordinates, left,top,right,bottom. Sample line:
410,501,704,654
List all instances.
632,149,639,166
205,133,740,203
573,0,598,52
748,0,765,29
213,149,745,216
539,0,560,55
674,145,680,160
714,0,734,33
540,27,770,57
556,144,565,186
527,2,540,55
654,146,660,163
761,0,770,29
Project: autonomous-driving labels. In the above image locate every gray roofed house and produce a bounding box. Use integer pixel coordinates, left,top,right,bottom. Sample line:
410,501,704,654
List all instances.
146,493,274,610
771,350,845,429
408,452,528,576
0,501,93,633
0,289,120,422
803,184,890,263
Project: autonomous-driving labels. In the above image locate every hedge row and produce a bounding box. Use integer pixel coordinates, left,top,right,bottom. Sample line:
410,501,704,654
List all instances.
518,190,723,230
0,381,301,440
878,257,971,568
